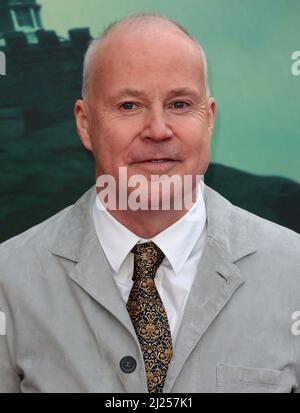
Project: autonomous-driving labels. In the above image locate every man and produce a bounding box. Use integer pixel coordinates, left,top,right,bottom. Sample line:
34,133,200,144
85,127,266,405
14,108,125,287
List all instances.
0,13,300,393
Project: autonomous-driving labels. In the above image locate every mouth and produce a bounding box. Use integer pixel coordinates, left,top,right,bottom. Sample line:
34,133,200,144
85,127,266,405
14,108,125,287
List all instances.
131,158,179,172
139,159,175,163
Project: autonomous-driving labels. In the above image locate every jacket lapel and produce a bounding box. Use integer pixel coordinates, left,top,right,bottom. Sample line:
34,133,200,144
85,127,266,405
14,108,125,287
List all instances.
164,184,257,392
163,237,246,392
51,185,147,392
51,186,136,335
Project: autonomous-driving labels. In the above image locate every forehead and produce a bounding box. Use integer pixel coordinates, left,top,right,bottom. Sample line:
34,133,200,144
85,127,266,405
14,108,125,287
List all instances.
90,25,205,98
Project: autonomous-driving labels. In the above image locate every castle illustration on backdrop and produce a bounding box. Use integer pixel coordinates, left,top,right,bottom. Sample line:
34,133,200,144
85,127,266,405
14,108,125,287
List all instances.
0,0,91,138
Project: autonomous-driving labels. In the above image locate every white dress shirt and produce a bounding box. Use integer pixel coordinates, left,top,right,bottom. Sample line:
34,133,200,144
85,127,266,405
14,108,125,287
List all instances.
92,183,207,343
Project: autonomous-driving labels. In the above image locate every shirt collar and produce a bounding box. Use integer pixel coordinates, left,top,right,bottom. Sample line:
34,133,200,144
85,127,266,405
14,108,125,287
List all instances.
93,181,207,275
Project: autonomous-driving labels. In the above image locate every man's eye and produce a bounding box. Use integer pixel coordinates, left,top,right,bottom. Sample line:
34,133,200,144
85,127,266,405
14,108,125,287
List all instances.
120,102,137,111
172,101,189,109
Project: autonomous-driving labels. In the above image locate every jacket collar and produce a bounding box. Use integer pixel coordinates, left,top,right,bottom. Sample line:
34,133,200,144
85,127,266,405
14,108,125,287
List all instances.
51,185,97,263
51,183,256,265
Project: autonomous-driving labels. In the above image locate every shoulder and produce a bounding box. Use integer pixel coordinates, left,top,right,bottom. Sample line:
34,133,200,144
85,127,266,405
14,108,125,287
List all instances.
229,198,300,287
204,183,300,263
233,202,300,257
0,205,73,283
0,184,96,289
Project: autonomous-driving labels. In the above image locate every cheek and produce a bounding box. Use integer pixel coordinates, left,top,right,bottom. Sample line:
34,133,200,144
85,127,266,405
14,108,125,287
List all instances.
94,123,133,164
177,123,211,174
178,122,209,152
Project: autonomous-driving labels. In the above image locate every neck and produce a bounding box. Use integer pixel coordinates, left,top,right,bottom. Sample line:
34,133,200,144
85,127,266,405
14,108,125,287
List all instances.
95,178,200,238
106,208,189,239
97,183,197,239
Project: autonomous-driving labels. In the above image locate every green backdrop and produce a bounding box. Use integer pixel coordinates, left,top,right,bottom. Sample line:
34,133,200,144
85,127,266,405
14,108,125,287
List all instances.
40,0,300,183
0,0,299,241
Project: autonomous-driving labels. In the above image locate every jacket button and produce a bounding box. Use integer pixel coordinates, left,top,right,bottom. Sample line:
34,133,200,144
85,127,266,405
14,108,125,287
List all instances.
120,356,137,373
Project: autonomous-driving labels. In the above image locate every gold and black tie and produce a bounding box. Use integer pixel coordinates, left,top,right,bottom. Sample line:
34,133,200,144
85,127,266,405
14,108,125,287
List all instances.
126,241,173,393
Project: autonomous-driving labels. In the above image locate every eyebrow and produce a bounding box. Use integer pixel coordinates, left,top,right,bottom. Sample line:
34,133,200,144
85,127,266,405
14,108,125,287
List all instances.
111,87,201,101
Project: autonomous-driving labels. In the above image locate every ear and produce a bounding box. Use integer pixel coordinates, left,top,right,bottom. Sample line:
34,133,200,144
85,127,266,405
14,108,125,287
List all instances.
74,99,93,151
207,97,216,137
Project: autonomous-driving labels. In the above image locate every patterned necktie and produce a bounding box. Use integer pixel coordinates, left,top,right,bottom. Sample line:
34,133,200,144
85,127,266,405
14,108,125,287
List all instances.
126,241,173,393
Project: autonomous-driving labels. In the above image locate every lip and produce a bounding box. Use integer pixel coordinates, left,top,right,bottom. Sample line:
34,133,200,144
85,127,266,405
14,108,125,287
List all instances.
132,159,179,172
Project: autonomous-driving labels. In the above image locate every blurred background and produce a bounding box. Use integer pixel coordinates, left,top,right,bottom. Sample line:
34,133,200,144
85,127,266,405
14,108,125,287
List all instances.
0,0,299,241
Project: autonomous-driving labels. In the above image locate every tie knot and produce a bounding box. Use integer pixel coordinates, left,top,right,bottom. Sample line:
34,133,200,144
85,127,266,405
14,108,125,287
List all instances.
131,241,165,280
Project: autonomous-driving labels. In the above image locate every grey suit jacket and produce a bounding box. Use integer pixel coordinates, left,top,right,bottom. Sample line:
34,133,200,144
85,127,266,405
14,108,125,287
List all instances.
1,184,300,393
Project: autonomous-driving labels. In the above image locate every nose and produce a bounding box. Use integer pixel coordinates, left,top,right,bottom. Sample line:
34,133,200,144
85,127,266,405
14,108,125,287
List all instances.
140,107,174,142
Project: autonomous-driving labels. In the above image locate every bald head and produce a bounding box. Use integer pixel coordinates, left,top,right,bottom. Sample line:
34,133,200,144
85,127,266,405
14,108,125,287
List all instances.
82,13,211,99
